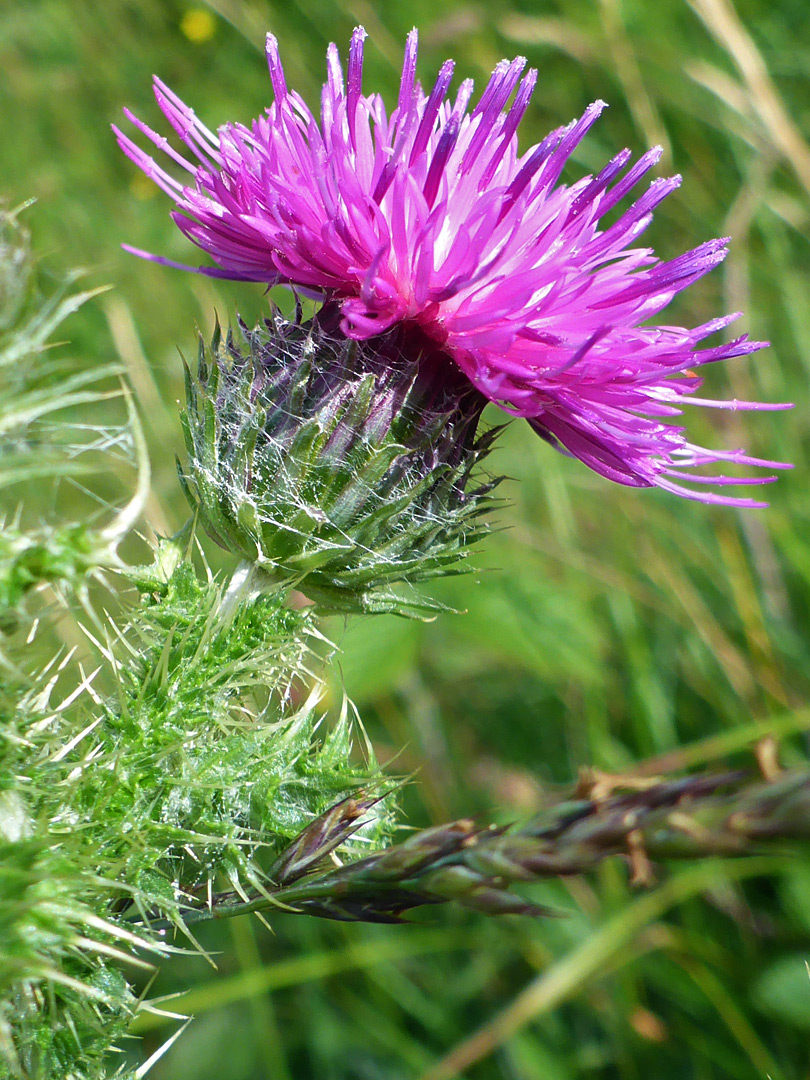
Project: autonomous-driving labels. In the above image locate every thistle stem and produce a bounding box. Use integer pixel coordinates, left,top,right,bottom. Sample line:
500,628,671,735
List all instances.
217,559,285,622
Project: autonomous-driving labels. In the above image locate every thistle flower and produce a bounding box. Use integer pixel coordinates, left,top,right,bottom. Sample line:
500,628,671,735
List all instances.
115,28,789,505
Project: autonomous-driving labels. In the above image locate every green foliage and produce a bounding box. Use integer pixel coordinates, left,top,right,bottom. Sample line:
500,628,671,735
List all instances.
180,313,500,617
89,560,396,915
0,845,138,1080
0,547,396,1078
0,203,127,620
0,663,151,1080
0,524,101,615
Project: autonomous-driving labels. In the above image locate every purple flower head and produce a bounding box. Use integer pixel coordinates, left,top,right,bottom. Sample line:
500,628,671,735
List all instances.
115,27,790,505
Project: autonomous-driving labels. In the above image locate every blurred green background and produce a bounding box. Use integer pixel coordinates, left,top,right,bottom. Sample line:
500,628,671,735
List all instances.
3,0,810,1076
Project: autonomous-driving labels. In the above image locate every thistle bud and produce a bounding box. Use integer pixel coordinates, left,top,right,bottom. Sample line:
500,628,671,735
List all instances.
179,306,500,616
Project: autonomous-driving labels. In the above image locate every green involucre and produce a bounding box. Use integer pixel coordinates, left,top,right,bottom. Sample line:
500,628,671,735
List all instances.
179,310,502,617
